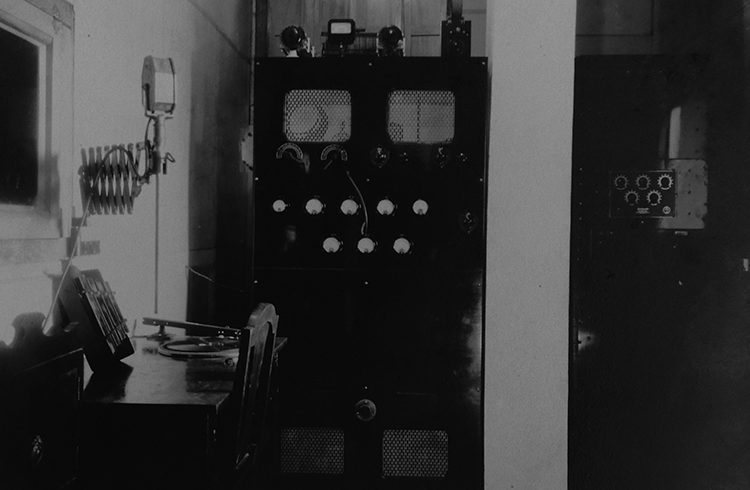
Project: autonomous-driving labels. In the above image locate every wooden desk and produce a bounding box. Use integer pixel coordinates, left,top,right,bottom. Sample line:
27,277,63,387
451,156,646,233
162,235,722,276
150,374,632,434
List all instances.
78,336,285,490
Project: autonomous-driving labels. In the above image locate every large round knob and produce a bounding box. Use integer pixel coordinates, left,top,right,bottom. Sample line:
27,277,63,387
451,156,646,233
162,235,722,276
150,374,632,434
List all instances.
272,199,288,213
354,399,377,422
305,198,324,215
377,199,396,216
357,237,376,254
323,237,342,253
412,199,429,216
393,237,412,255
340,198,359,215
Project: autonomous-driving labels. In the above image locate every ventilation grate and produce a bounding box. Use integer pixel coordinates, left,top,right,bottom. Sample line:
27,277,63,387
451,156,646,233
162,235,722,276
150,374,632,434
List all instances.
382,429,449,478
279,427,345,474
284,90,351,143
387,90,455,144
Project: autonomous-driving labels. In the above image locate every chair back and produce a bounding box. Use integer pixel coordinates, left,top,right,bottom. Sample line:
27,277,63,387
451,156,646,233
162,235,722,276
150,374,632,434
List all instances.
232,303,278,470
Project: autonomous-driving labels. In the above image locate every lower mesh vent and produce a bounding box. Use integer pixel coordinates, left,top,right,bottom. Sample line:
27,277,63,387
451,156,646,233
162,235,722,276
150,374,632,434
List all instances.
382,429,449,478
279,427,345,474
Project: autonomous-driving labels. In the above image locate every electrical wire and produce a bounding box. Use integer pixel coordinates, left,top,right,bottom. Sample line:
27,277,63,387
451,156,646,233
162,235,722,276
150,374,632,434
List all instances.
186,266,252,295
345,169,369,236
41,145,136,334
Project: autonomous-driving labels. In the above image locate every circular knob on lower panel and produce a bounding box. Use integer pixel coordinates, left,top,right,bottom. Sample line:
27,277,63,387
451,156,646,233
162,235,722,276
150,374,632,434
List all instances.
613,174,629,191
323,237,342,253
340,198,359,215
393,237,412,255
647,190,663,206
412,199,429,216
357,237,376,254
305,198,324,215
636,174,651,190
658,174,674,190
624,190,639,206
354,399,377,422
377,199,396,216
272,199,288,213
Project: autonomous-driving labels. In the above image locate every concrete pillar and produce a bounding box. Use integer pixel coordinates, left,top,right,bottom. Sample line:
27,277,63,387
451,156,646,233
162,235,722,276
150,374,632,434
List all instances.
484,1,576,488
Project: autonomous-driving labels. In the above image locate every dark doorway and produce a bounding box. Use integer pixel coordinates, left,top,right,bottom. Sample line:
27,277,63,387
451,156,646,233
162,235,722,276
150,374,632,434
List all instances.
570,50,750,488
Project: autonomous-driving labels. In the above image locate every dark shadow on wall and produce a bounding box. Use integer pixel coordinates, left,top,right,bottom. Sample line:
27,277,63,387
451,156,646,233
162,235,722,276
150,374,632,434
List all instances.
186,0,254,327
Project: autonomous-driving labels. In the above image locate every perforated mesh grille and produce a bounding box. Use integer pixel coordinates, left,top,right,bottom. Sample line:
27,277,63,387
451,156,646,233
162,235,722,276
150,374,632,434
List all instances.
388,90,455,144
284,90,351,142
382,429,449,478
279,427,345,474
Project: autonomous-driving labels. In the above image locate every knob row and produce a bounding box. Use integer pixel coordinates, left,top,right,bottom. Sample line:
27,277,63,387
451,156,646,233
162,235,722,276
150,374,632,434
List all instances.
272,198,430,217
322,236,412,255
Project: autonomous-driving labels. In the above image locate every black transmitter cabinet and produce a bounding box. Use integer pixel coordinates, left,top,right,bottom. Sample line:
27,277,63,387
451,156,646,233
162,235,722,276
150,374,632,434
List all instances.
253,58,487,490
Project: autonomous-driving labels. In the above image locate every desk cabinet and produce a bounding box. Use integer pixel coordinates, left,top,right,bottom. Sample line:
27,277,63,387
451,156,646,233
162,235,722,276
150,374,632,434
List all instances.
78,340,234,490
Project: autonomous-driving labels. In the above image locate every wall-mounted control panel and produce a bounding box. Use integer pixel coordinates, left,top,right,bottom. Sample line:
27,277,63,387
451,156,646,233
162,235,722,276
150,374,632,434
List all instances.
610,170,676,218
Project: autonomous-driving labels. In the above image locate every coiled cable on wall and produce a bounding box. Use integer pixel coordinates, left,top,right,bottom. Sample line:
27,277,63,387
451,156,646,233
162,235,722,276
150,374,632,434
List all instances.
80,144,144,215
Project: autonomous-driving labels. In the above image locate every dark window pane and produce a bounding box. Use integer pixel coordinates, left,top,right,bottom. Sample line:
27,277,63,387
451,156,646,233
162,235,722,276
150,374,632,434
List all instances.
0,26,39,205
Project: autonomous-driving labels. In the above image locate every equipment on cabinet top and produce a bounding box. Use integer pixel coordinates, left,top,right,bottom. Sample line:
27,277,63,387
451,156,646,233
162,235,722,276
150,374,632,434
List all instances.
442,0,471,58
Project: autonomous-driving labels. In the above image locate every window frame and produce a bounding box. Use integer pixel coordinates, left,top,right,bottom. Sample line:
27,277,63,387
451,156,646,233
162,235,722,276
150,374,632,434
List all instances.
0,0,73,240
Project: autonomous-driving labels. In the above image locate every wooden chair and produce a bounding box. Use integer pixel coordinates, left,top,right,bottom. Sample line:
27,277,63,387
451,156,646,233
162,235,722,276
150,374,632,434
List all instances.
229,303,279,487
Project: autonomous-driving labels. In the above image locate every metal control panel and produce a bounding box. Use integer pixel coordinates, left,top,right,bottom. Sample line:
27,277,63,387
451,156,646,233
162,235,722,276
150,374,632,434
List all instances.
253,58,487,489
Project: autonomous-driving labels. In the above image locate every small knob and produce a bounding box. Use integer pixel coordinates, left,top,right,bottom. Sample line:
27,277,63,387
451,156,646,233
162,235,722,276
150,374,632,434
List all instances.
457,152,469,165
272,199,288,213
436,146,450,168
398,151,410,165
305,198,324,215
393,237,412,255
354,399,377,422
635,174,651,190
657,174,674,190
647,190,662,206
357,237,376,254
377,199,396,216
340,198,359,215
323,237,342,253
624,190,639,206
412,199,429,216
460,211,478,234
613,175,628,191
370,146,390,168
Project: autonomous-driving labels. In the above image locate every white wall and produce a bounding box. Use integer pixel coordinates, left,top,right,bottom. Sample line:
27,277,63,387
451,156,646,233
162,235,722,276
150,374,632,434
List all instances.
484,1,576,488
0,0,251,344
